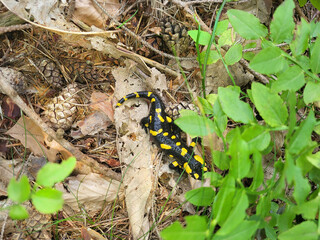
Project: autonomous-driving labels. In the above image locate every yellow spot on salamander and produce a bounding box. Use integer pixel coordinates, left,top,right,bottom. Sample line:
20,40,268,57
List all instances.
169,155,174,158
161,144,172,150
134,92,140,98
123,97,127,101
193,173,200,179
163,132,169,136
190,142,196,148
156,108,161,113
203,166,208,172
166,116,172,123
149,115,152,122
158,114,165,122
145,123,149,127
116,103,122,107
181,148,188,156
151,98,155,102
148,92,152,97
150,129,163,136
171,135,176,139
183,162,192,174
176,142,181,146
194,155,204,165
172,161,179,166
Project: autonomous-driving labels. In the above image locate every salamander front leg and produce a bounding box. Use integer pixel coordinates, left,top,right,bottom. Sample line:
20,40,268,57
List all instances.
140,116,150,134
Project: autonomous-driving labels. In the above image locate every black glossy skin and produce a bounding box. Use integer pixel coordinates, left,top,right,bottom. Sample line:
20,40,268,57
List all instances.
116,91,207,180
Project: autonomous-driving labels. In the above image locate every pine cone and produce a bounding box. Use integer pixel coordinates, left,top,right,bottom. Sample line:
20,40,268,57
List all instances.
0,67,27,94
161,18,190,54
38,59,65,89
44,83,78,130
65,60,99,83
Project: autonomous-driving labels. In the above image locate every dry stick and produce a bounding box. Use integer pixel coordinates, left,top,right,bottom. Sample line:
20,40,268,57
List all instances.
0,23,32,35
0,70,121,182
172,0,270,84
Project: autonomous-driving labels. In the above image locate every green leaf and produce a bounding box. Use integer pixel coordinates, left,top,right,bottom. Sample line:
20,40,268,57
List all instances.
212,150,230,170
249,151,264,190
185,187,215,206
271,65,305,92
290,18,310,56
242,125,271,152
298,0,307,7
278,221,317,240
213,176,235,225
310,36,320,74
213,220,259,240
31,188,63,214
310,0,320,10
215,190,249,236
198,97,214,115
228,129,250,179
294,196,319,220
36,157,76,187
9,204,29,220
160,215,207,240
216,20,229,35
303,81,320,104
213,115,228,138
270,0,295,43
310,21,320,37
198,50,220,65
227,9,268,40
175,115,215,137
7,175,30,203
188,30,211,46
307,151,320,169
224,44,242,65
292,166,311,204
205,172,223,187
218,86,254,124
249,46,286,74
288,111,316,155
218,29,233,46
251,82,288,127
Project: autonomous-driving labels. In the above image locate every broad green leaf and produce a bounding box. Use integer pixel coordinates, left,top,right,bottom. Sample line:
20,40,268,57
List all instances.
198,50,220,65
175,115,215,137
207,94,218,105
188,30,211,46
7,175,30,203
218,29,233,46
213,220,259,240
307,151,320,169
228,130,250,179
293,166,310,204
256,194,271,217
310,36,320,74
198,97,214,115
215,190,248,236
216,20,229,35
242,125,271,152
227,9,268,40
270,0,295,43
161,215,207,240
218,86,254,124
213,176,235,225
278,221,317,240
310,21,320,37
243,52,254,61
212,150,230,170
309,167,320,184
224,44,242,65
286,91,297,139
294,196,319,220
271,65,305,92
310,0,320,10
290,18,310,56
213,115,228,138
249,151,264,190
31,188,63,214
9,204,29,220
278,205,296,232
249,46,286,74
185,187,215,206
251,82,288,127
205,172,223,187
288,111,316,154
303,81,320,104
36,157,76,187
298,0,307,7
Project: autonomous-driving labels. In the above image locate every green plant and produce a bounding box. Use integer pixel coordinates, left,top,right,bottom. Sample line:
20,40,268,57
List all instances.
6,157,76,220
161,0,320,239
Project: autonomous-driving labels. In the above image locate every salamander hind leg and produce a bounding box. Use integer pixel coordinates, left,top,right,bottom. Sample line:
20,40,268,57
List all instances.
140,116,150,133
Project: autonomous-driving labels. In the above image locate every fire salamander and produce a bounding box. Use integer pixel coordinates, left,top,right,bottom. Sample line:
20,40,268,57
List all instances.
116,91,208,180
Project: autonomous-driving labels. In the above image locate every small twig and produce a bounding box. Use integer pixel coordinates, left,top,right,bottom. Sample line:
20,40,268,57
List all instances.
91,0,195,61
0,68,122,182
0,23,32,35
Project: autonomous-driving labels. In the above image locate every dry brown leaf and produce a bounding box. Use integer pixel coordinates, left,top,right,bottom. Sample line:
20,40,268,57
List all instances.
90,92,115,122
6,117,71,162
73,0,121,28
